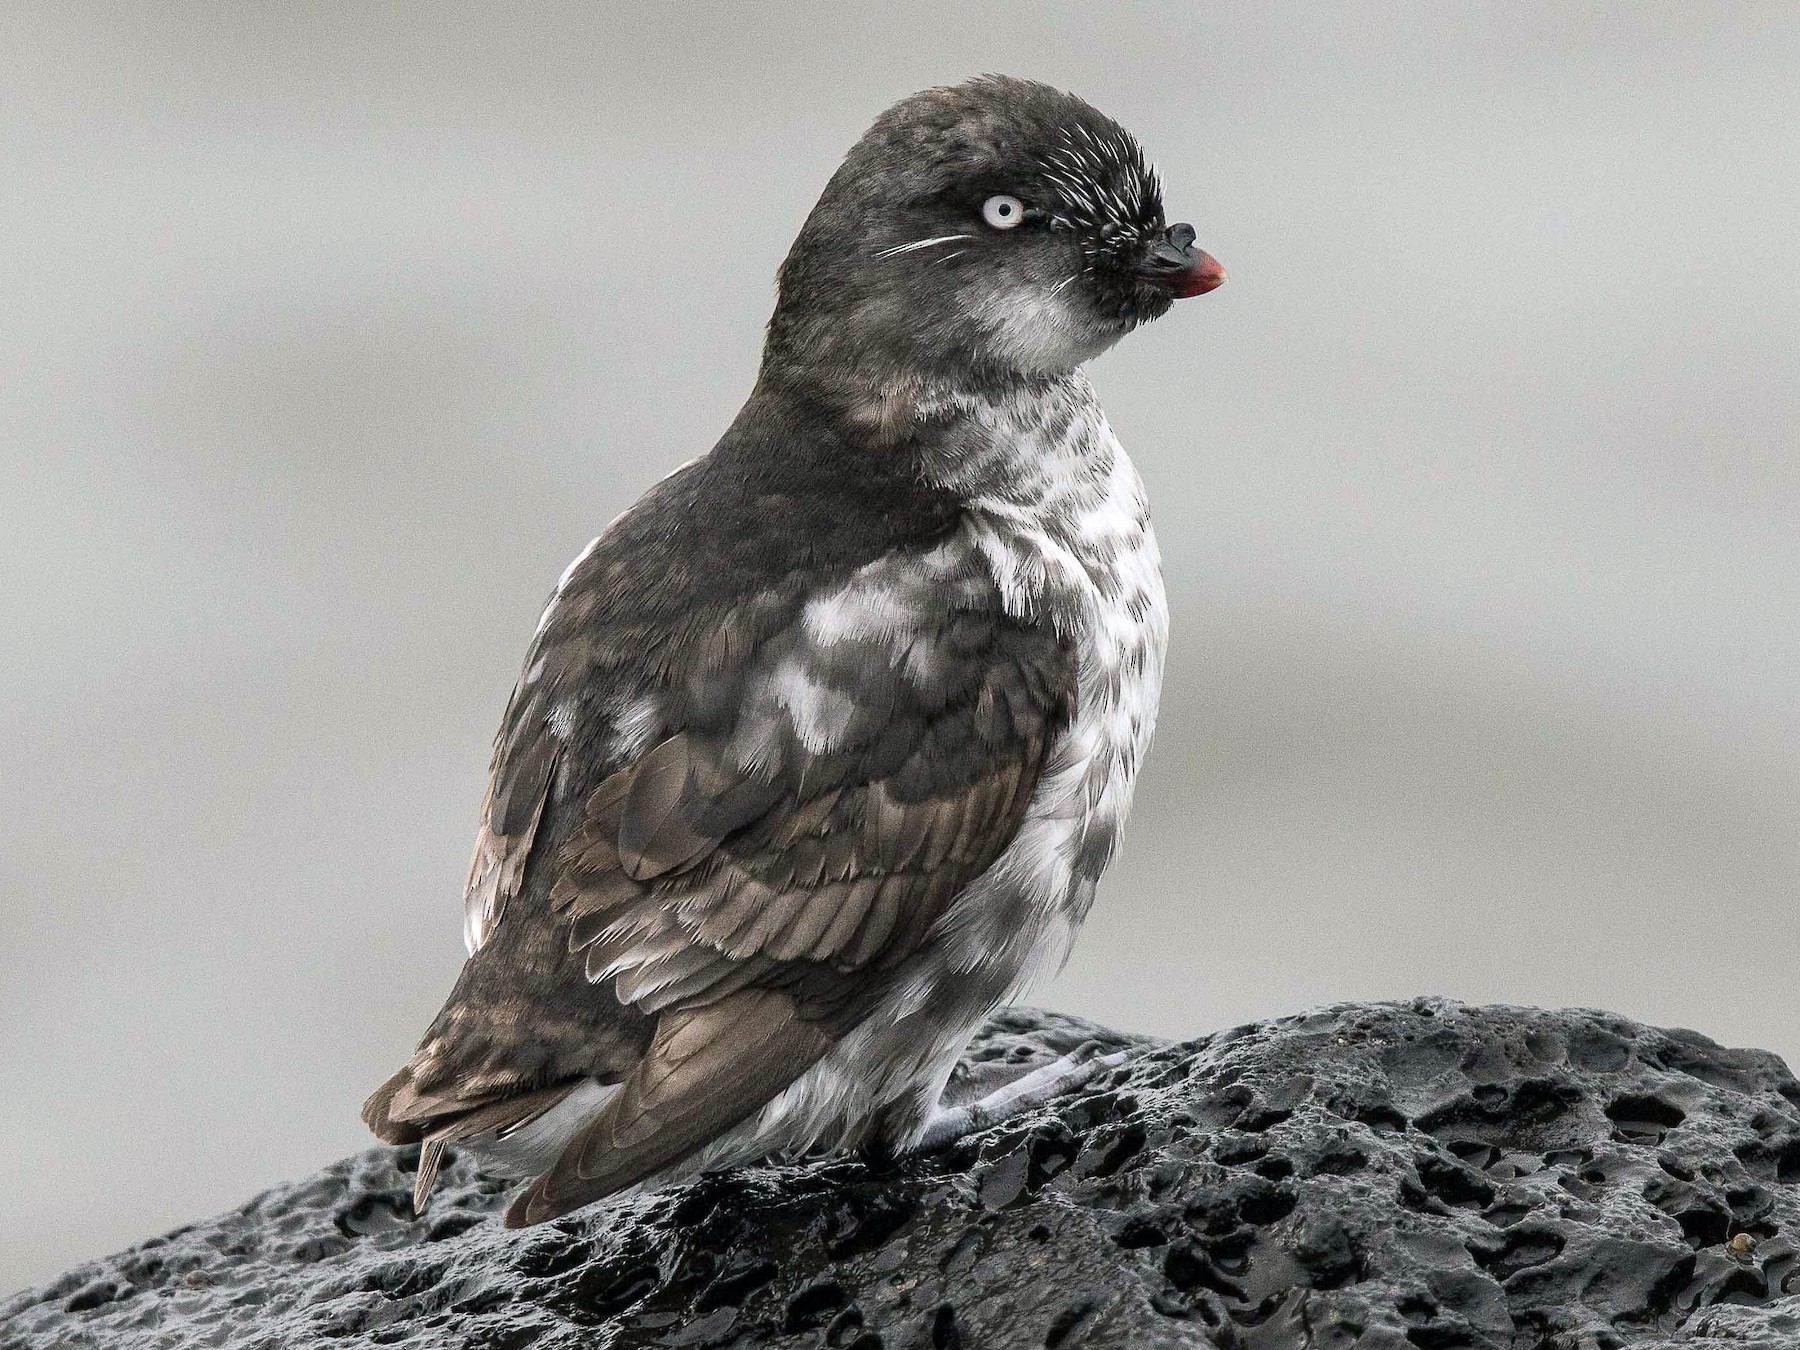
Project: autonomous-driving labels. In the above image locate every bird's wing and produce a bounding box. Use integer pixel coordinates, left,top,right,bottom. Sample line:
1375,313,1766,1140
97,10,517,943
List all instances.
366,498,1075,1221
551,621,1065,1008
503,553,1074,1223
505,990,836,1225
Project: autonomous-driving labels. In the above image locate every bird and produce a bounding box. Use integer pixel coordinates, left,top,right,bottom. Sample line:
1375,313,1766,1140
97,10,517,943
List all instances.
362,74,1225,1229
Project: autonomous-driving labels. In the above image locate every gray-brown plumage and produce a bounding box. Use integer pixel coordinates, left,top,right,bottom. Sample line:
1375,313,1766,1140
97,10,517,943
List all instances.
363,74,1223,1227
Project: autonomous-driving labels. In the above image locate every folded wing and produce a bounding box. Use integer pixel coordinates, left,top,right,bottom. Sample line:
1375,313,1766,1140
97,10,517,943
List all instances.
365,519,1075,1223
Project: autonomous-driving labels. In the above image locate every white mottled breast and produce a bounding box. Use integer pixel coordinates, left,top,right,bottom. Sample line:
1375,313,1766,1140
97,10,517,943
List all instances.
924,372,1168,996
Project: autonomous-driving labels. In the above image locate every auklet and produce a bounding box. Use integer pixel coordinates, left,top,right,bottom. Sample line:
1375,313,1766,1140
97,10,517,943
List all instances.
363,74,1225,1227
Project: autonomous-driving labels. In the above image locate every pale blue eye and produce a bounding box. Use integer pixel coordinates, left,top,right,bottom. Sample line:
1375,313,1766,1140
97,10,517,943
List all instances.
982,195,1024,230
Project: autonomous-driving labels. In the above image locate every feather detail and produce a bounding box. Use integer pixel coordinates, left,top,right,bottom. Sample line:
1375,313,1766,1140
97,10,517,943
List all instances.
414,1141,445,1214
462,743,559,954
504,991,833,1226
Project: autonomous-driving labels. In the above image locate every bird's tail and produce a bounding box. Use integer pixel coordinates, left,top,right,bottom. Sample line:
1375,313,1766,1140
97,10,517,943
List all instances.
361,1064,578,1214
360,1066,425,1144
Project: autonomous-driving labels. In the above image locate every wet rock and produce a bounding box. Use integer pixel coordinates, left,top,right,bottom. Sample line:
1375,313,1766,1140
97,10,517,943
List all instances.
8,1000,1800,1348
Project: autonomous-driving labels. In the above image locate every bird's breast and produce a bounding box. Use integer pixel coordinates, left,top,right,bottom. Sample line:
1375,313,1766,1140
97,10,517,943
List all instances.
923,376,1169,996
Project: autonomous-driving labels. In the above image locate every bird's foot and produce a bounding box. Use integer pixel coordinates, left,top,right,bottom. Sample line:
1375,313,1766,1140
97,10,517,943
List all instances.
915,1040,1131,1150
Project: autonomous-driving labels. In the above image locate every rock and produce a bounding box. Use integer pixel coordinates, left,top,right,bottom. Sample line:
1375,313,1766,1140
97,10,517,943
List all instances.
8,1000,1800,1349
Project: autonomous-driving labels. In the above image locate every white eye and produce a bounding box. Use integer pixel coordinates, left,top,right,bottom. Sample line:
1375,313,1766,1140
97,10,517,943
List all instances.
981,194,1025,230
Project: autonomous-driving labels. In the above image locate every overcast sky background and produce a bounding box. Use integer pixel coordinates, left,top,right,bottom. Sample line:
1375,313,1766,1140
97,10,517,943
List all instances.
4,3,1797,1295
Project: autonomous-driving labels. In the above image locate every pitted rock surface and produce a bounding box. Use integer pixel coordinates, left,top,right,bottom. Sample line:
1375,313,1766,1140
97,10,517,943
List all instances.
8,1000,1800,1349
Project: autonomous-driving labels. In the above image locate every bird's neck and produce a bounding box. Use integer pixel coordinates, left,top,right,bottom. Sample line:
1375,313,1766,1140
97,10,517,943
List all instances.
757,354,1089,452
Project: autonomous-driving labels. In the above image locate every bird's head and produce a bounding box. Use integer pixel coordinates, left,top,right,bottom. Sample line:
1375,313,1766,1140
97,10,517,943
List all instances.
764,75,1223,386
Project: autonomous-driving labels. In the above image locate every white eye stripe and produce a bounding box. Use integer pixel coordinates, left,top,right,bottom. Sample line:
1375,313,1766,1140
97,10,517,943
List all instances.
982,194,1025,230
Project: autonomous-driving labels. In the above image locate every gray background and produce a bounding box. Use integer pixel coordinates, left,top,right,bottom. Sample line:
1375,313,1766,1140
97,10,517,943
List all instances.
3,3,1796,1295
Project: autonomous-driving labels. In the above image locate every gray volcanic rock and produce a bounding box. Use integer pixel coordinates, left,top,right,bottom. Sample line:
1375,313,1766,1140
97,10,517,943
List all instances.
9,1001,1800,1349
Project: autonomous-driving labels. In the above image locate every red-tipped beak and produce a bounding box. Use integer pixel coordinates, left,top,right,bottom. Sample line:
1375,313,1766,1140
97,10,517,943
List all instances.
1137,223,1226,299
1169,249,1226,298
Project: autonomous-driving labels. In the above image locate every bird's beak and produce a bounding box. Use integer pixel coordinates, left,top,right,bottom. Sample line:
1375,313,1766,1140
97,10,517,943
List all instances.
1135,223,1225,299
